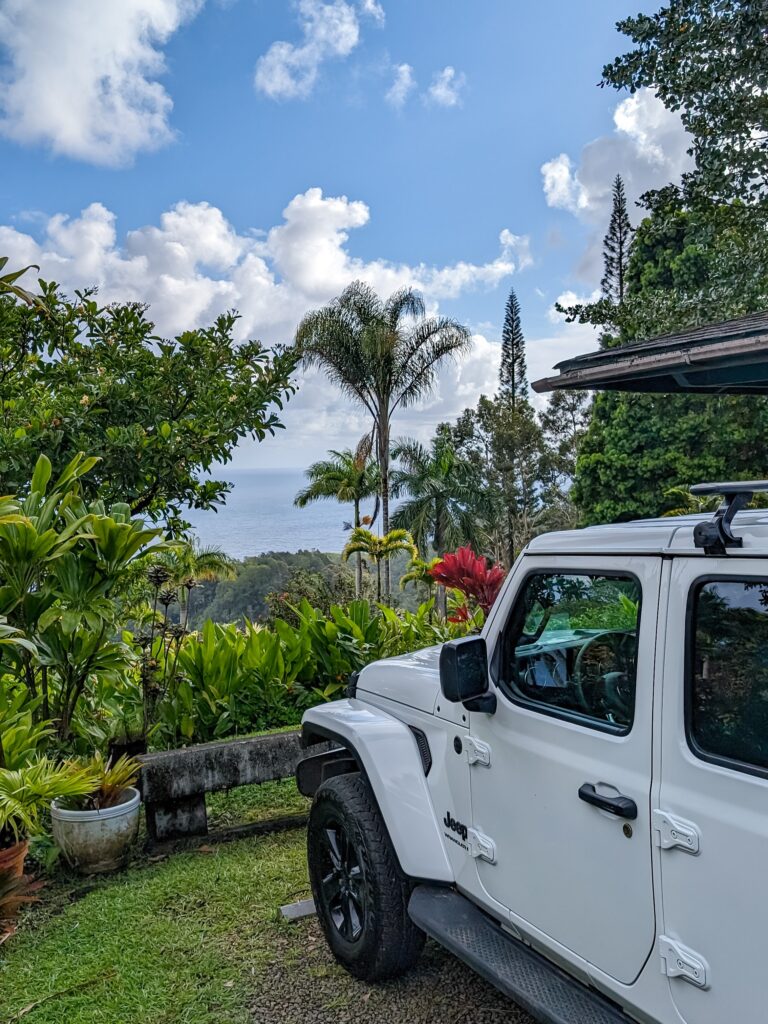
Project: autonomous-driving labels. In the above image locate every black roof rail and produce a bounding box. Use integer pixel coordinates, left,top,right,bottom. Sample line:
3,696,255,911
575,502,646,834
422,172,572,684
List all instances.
691,481,768,555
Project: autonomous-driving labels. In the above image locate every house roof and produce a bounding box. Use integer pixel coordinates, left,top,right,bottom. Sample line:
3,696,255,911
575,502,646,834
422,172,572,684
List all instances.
531,311,768,395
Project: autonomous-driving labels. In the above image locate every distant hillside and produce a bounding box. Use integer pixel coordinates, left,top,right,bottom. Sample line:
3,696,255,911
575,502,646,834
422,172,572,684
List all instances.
189,549,423,626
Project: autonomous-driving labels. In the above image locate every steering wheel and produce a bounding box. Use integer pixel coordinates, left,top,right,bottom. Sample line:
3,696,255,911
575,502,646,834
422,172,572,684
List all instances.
572,630,636,721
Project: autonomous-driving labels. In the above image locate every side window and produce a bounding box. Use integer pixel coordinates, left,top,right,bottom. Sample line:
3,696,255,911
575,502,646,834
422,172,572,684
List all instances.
689,579,768,773
499,572,641,733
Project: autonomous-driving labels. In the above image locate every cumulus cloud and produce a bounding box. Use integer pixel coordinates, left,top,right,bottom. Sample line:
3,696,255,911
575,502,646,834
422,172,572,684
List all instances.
541,89,692,224
0,187,533,460
426,66,466,108
254,0,383,100
386,63,416,108
0,0,202,166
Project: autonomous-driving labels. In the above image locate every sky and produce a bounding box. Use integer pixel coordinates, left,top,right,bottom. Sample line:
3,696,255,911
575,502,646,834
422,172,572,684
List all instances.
0,0,693,469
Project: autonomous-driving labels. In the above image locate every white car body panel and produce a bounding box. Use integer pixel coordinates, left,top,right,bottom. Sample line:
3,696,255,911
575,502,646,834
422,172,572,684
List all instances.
302,698,453,883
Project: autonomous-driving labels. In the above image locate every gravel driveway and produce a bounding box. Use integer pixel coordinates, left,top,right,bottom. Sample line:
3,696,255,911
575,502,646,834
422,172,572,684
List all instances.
251,917,535,1024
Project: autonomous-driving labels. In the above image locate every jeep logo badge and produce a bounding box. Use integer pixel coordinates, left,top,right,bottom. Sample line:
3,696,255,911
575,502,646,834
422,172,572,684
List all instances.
444,810,468,842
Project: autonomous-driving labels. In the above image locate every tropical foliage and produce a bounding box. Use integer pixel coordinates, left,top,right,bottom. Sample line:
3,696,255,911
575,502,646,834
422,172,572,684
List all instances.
294,446,379,596
296,280,471,600
0,454,161,742
390,431,485,557
341,527,417,602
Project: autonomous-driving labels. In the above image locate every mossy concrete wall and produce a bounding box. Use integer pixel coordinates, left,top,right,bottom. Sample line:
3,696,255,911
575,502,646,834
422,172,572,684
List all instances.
139,730,332,842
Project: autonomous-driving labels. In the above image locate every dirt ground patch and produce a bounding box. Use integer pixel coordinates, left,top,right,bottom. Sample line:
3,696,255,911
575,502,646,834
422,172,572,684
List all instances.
252,917,534,1024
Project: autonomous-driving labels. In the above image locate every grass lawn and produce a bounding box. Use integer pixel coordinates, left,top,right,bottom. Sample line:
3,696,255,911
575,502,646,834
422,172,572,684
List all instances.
0,780,312,1024
0,779,532,1024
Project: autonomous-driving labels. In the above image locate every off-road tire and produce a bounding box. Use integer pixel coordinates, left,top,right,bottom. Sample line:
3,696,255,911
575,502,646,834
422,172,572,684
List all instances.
307,772,426,981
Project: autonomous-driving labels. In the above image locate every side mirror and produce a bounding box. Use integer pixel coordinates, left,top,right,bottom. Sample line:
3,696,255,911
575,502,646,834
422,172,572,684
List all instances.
439,636,495,713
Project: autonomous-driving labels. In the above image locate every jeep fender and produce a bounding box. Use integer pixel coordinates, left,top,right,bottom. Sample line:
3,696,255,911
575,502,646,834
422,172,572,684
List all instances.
300,699,453,884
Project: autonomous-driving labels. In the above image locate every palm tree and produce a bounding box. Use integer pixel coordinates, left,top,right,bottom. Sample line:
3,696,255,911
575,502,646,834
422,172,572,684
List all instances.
151,540,237,616
341,528,416,603
296,281,472,601
390,433,486,557
295,447,379,597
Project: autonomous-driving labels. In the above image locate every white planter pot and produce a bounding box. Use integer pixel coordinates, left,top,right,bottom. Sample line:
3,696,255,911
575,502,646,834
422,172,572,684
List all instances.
51,787,141,875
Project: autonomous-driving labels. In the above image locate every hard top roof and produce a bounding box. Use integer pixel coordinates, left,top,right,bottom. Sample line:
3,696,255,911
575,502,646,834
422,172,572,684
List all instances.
526,509,768,556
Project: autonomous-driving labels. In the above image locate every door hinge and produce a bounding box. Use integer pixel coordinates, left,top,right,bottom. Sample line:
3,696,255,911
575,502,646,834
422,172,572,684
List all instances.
464,735,491,767
653,810,701,855
468,828,496,863
659,936,709,989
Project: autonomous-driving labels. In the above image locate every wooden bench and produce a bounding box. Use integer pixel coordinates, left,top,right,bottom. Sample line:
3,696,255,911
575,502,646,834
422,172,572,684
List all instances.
138,730,331,844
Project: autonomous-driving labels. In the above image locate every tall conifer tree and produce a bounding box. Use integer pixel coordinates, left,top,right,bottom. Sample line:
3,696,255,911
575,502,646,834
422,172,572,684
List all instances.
601,174,633,302
499,286,527,408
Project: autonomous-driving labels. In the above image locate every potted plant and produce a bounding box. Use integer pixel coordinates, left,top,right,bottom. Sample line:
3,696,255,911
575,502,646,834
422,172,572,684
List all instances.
51,753,142,875
0,867,43,943
0,758,97,876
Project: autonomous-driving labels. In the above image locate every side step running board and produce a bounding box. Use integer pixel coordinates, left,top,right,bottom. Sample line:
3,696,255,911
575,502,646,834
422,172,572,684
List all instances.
408,886,628,1024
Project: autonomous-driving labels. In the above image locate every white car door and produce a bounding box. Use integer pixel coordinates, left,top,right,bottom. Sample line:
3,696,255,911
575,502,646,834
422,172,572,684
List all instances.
657,559,768,1024
469,554,660,985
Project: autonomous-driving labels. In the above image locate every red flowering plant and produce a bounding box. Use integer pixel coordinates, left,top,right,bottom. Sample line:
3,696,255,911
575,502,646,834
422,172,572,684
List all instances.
428,546,506,623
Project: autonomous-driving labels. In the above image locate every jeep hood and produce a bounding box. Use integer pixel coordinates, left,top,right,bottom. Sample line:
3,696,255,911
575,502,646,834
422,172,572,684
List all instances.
356,644,442,714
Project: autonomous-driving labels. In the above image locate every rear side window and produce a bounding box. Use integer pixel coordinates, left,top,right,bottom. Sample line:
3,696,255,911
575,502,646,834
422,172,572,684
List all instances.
689,579,768,773
499,572,641,733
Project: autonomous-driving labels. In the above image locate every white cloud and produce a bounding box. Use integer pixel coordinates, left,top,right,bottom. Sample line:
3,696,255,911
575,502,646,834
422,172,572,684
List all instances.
426,66,466,108
0,0,202,166
386,63,416,109
0,188,531,463
358,0,385,24
541,154,589,215
541,89,692,224
254,0,383,101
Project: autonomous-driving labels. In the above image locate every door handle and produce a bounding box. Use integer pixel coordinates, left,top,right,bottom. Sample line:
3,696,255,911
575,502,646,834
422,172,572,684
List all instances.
578,783,637,820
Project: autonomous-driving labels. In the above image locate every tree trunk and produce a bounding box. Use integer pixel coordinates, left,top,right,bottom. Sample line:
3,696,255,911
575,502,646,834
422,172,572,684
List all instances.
376,560,382,602
378,416,391,603
354,499,362,599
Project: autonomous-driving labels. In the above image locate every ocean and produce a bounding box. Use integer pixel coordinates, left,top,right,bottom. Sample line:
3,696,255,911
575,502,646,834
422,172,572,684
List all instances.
184,469,380,560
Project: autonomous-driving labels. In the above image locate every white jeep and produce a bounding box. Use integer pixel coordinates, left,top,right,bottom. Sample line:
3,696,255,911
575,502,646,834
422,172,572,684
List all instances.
297,482,768,1024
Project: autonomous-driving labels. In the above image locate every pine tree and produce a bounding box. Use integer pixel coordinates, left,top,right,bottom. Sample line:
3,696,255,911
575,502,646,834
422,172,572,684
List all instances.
601,174,633,303
499,286,527,408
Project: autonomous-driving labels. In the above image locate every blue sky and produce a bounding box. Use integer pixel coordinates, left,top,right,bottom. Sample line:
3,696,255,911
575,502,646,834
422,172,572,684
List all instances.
0,0,691,467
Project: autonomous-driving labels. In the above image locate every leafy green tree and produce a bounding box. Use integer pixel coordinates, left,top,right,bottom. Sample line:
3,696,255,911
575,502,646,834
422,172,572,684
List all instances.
603,1,768,202
539,389,592,482
601,174,633,302
0,288,297,534
341,528,417,603
390,430,485,556
296,280,471,601
499,287,527,408
294,446,379,596
567,191,768,523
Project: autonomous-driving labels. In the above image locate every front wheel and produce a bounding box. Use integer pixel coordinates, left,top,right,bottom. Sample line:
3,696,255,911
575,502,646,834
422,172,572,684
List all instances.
307,773,425,981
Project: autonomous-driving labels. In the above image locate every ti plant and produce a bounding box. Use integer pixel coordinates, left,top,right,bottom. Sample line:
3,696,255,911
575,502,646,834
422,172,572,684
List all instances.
57,752,141,812
0,453,162,742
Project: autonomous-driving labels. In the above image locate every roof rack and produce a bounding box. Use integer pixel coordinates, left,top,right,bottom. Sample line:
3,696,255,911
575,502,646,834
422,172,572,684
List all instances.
691,481,768,555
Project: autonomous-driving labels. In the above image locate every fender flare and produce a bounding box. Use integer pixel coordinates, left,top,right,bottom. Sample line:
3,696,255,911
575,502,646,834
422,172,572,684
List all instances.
300,699,453,884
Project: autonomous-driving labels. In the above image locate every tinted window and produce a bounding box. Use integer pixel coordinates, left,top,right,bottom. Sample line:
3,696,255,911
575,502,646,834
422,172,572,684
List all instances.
499,572,641,732
690,579,768,772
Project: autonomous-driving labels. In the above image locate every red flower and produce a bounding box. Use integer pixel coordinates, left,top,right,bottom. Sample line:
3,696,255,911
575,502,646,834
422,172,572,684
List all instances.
429,546,506,615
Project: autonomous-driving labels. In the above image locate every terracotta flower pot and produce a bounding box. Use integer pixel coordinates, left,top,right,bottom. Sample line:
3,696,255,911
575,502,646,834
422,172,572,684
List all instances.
0,840,28,879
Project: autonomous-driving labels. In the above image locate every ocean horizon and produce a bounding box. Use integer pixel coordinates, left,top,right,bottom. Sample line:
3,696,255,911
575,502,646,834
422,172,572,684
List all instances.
184,468,383,560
